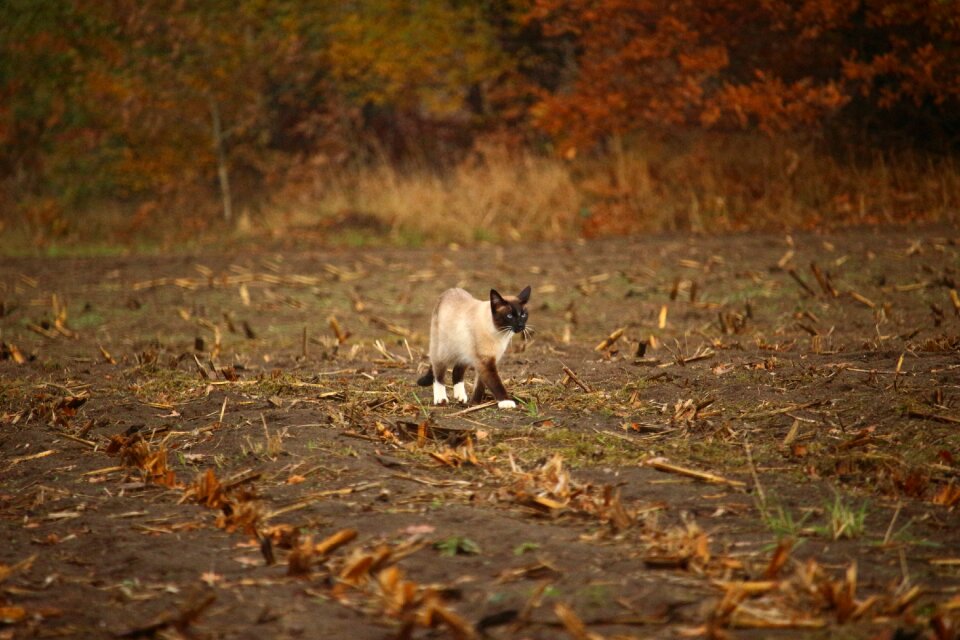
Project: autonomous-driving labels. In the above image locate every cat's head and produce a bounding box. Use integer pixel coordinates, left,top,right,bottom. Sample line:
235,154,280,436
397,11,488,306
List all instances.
490,286,531,334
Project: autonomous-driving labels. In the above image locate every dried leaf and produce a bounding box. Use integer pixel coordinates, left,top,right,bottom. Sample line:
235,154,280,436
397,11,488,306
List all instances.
601,486,633,532
763,538,793,580
594,327,625,351
182,469,226,508
426,602,475,640
2,342,27,364
263,524,299,549
287,536,316,577
329,315,349,343
933,483,960,507
200,571,223,586
0,606,27,624
215,501,262,535
554,602,603,640
315,529,358,556
99,344,117,364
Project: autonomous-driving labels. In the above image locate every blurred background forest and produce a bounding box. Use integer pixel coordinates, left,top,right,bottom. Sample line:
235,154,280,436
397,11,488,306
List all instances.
2,0,959,251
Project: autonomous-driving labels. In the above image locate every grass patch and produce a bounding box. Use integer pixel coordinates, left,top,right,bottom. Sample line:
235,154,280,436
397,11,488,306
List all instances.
72,310,106,330
434,536,481,557
127,368,208,405
517,397,540,419
757,497,812,540
513,542,540,556
817,491,869,540
531,427,642,467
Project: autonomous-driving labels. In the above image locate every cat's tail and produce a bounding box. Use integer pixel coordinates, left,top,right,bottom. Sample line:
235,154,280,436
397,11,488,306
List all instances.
416,369,434,386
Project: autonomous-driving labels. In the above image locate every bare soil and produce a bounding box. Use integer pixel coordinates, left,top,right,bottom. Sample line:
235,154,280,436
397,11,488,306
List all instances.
1,229,959,639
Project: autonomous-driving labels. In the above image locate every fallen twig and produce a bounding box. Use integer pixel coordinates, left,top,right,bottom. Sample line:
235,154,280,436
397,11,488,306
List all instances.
594,327,625,352
743,440,765,505
81,465,123,476
740,401,821,420
645,457,746,488
266,483,380,519
848,290,876,308
561,364,592,393
809,262,839,297
907,410,960,425
58,433,98,449
447,401,498,417
8,449,56,465
786,268,816,297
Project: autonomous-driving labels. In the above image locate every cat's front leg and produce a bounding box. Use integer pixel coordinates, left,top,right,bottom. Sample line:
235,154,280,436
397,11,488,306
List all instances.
431,365,449,405
477,359,515,409
452,364,469,404
433,381,448,405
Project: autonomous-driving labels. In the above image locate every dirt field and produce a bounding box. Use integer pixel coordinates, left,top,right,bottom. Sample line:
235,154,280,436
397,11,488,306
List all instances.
2,229,959,639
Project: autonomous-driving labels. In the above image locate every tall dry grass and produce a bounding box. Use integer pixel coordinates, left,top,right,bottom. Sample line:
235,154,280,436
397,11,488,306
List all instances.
267,147,582,244
4,133,956,254
572,133,958,234
266,133,957,244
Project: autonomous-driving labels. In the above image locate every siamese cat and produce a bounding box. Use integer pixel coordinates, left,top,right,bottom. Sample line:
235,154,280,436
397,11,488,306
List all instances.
417,286,531,409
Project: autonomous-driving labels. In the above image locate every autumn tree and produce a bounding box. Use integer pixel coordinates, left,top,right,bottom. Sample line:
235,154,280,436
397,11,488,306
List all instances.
525,0,960,150
0,1,108,210
76,1,340,220
3,0,960,232
325,0,510,161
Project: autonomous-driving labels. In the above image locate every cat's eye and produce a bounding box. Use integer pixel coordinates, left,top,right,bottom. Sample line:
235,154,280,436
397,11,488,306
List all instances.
507,313,513,319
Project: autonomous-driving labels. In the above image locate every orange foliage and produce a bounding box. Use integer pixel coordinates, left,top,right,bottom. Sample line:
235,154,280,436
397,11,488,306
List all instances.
107,435,179,488
528,0,733,151
527,0,960,148
2,0,959,226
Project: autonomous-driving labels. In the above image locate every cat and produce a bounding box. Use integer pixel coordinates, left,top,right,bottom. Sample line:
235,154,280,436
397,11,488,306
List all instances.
416,286,531,409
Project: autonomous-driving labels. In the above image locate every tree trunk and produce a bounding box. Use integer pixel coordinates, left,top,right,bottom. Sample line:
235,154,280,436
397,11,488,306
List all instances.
209,97,233,222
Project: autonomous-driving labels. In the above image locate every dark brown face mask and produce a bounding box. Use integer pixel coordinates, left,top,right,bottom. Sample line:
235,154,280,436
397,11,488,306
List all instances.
490,286,531,333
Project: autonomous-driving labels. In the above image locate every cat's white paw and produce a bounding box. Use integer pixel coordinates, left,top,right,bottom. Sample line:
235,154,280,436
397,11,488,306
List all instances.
453,382,468,404
497,399,516,410
432,381,448,405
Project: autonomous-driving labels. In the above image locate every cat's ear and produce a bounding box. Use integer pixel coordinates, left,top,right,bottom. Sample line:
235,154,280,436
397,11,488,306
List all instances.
517,286,531,305
490,289,507,308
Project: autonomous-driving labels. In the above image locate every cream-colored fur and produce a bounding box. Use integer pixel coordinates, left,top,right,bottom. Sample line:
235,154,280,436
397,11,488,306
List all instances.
426,287,519,408
429,288,514,370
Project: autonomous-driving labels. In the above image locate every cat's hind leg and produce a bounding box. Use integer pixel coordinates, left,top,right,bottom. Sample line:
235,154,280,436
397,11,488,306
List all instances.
451,364,468,404
431,363,449,405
